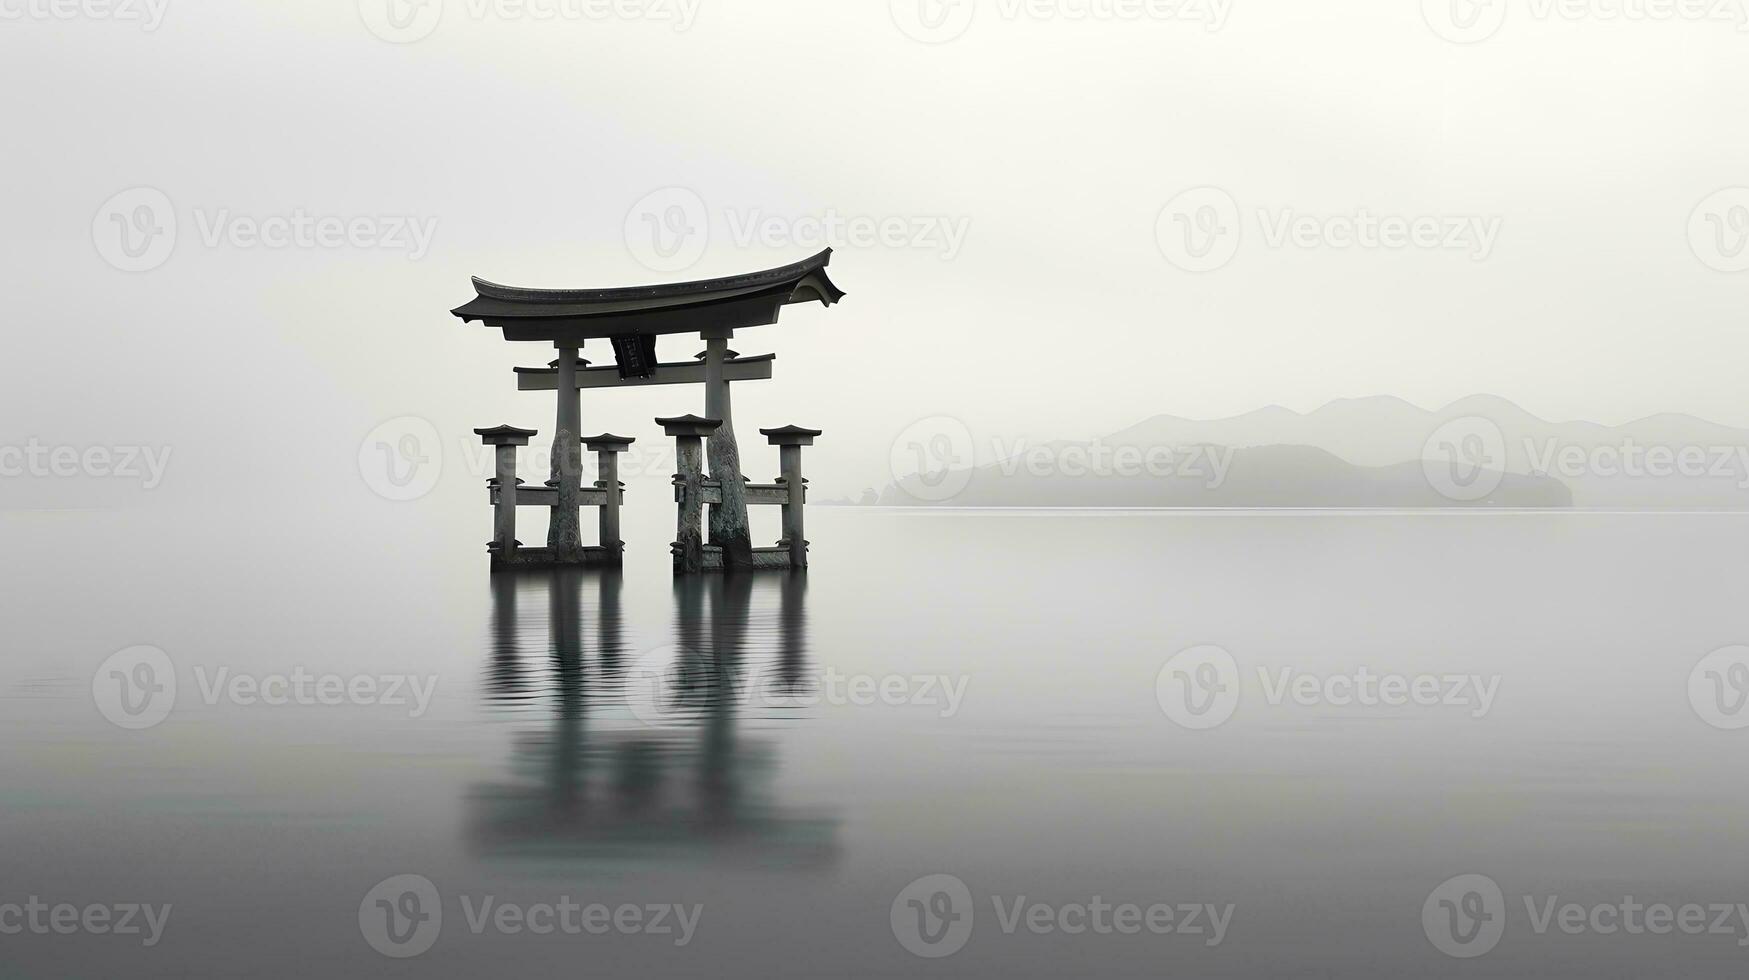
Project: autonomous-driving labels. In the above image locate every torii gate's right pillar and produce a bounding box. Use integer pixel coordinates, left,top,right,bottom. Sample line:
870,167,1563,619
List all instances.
702,329,753,571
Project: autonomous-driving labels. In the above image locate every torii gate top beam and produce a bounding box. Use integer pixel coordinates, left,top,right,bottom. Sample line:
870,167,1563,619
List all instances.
514,354,775,392
450,248,844,344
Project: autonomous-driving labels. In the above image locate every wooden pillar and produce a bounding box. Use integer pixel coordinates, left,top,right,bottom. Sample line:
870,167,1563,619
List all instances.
660,415,722,576
584,434,635,564
476,425,538,570
548,349,587,560
702,331,753,570
762,426,822,569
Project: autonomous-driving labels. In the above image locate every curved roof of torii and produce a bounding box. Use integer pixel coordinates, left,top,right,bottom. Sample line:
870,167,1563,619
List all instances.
451,248,845,342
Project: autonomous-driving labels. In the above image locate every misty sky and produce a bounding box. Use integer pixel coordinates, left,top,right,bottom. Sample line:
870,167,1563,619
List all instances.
4,0,1748,497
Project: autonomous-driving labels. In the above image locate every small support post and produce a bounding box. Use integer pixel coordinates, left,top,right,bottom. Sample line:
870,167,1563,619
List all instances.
660,415,723,575
548,350,588,560
584,434,636,564
702,329,753,571
476,425,538,570
762,426,822,569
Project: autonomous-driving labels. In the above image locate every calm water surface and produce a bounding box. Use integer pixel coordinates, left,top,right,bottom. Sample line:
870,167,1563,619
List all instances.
4,508,1749,977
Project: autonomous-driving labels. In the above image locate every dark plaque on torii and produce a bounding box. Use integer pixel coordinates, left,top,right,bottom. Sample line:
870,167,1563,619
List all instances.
452,249,844,572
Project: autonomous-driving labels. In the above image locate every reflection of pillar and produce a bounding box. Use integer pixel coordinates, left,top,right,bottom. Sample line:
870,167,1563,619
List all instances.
701,574,752,820
596,569,625,676
476,426,537,569
548,349,586,559
776,570,808,692
762,426,822,569
585,435,635,563
702,331,752,570
486,572,524,700
547,570,585,811
660,415,722,575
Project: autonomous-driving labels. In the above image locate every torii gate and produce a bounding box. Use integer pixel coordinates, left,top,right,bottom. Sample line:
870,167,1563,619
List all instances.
452,249,844,573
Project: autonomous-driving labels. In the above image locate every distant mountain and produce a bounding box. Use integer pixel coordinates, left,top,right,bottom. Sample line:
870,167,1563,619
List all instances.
874,396,1749,509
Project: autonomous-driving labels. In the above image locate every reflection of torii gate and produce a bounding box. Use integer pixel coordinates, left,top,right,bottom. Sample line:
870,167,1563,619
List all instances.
453,249,843,573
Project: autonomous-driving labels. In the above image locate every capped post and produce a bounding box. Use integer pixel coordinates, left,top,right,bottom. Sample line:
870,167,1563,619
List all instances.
477,425,538,568
584,434,636,564
660,415,723,575
762,425,822,569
